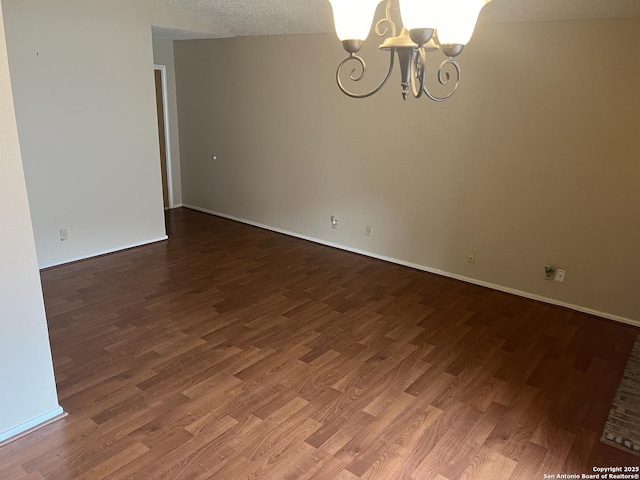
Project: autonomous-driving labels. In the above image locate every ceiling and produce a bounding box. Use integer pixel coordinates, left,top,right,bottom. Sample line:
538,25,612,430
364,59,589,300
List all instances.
157,0,640,39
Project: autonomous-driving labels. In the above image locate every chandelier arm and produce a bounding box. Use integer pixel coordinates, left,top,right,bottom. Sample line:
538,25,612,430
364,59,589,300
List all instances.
410,48,427,99
374,0,397,38
422,58,461,103
336,50,396,99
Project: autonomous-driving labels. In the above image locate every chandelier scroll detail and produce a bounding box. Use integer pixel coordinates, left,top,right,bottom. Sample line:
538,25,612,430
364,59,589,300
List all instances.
328,0,492,101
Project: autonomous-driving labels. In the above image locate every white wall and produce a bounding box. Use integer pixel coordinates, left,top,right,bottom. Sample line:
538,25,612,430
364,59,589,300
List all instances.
2,0,225,268
153,38,183,207
0,0,62,442
174,20,640,325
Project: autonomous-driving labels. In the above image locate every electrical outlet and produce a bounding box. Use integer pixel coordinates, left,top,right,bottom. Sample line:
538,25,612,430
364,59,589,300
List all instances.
467,251,476,263
60,229,68,241
365,225,373,236
331,216,338,230
554,269,566,283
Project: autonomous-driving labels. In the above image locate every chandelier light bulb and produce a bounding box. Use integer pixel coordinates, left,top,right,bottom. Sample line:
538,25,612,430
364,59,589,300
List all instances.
398,0,446,31
328,0,382,41
436,0,491,46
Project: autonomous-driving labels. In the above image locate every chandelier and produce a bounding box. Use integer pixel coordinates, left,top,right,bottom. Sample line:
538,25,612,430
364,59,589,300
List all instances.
328,0,492,101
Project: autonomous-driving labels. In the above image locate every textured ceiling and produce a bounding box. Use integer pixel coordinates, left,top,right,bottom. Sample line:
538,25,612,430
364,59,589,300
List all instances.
158,0,640,39
152,25,222,40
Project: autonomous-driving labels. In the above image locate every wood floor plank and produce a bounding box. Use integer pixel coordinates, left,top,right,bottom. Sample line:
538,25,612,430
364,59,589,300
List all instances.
455,447,518,480
0,207,638,479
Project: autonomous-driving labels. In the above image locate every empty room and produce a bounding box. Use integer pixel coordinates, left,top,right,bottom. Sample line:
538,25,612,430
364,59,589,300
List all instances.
1,0,639,479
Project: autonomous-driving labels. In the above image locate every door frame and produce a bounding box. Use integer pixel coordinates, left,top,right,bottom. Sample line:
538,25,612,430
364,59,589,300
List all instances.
154,64,174,209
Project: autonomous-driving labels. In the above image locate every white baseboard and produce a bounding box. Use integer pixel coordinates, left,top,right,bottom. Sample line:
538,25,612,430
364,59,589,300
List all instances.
183,204,640,329
39,236,168,270
0,406,65,445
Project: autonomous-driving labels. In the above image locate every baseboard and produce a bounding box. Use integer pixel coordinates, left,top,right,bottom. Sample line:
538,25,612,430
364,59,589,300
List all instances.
183,204,640,329
39,236,169,270
0,406,66,445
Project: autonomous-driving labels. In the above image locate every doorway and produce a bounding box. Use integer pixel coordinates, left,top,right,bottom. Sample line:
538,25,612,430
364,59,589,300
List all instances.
153,65,173,209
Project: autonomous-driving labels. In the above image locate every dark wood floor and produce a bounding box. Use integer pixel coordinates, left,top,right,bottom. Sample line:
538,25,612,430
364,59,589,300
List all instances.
1,207,638,479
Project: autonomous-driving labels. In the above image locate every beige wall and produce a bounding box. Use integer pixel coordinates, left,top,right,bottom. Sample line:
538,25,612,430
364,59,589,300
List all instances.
0,0,61,441
3,0,223,267
175,19,640,324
